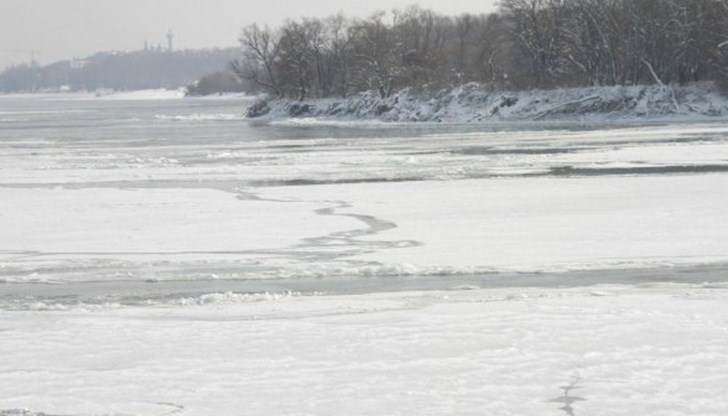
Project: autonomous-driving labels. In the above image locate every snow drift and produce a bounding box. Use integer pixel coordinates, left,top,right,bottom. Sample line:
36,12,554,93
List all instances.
248,83,728,122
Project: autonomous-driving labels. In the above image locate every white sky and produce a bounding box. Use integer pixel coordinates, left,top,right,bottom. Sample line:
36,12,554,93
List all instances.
0,0,500,70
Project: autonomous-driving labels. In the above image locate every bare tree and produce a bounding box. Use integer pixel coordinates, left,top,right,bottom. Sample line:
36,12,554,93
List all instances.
234,24,283,97
500,0,570,88
230,1,728,99
278,20,314,100
349,12,400,98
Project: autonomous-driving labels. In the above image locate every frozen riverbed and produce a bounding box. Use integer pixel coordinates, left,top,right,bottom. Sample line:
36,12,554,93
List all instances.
1,93,727,415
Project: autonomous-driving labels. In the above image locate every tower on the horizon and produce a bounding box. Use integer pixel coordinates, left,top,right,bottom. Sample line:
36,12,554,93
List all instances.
166,30,174,52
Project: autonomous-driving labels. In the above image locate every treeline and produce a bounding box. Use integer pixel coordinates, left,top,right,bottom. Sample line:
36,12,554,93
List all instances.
233,0,728,100
185,69,261,96
0,48,241,93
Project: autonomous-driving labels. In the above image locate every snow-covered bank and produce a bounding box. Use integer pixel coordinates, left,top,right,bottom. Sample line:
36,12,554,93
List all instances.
249,83,728,123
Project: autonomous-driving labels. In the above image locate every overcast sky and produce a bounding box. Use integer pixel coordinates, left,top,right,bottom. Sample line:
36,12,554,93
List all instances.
0,0,500,70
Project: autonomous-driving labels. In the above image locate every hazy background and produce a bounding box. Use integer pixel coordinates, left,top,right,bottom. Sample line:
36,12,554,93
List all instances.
0,0,499,70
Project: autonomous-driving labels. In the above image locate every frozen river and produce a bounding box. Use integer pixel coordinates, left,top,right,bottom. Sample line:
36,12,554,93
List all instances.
1,92,728,415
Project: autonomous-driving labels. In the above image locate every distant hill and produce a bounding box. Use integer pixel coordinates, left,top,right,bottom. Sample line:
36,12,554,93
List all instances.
0,48,241,93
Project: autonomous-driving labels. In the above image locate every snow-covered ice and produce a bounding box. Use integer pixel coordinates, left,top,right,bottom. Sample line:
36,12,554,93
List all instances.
265,174,728,272
3,285,728,415
1,93,728,415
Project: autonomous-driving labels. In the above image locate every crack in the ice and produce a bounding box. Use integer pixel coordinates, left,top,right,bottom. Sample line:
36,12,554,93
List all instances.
302,200,421,251
154,402,184,416
0,402,184,416
236,190,422,263
547,375,586,416
0,185,421,281
0,410,68,416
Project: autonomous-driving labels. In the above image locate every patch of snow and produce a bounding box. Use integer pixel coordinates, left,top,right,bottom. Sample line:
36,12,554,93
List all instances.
94,89,186,100
154,113,245,122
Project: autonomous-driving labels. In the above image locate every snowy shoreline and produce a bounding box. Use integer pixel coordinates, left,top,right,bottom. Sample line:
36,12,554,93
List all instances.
248,83,728,123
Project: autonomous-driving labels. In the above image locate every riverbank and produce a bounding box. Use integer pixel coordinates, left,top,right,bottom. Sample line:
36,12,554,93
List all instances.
248,83,728,123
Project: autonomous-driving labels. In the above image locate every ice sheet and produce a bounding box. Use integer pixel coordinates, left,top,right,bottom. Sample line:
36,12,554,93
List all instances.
2,92,728,416
2,285,728,415
265,174,728,272
0,187,358,282
3,116,728,281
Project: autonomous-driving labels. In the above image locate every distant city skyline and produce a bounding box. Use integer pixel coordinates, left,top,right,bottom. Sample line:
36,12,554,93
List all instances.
0,0,499,70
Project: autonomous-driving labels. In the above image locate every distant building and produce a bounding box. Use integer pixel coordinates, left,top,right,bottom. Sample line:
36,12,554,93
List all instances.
166,30,174,52
70,59,89,69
